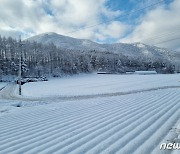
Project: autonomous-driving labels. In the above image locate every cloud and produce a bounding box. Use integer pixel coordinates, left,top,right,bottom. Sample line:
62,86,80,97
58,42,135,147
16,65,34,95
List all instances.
0,0,179,51
120,0,180,51
0,0,124,42
95,21,129,42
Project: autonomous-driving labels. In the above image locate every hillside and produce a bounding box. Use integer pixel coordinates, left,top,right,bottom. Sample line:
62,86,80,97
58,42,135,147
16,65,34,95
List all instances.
27,32,175,62
0,33,178,80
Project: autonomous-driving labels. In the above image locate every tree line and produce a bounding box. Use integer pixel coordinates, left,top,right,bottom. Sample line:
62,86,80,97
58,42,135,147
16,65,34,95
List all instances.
0,35,175,81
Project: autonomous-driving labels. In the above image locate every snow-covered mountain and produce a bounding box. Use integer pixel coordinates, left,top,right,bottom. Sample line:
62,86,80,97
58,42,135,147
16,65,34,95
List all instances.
27,32,108,51
27,32,175,62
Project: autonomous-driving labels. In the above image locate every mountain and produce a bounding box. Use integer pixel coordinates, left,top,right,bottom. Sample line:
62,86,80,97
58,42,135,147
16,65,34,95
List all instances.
27,32,106,51
0,33,178,80
27,32,176,62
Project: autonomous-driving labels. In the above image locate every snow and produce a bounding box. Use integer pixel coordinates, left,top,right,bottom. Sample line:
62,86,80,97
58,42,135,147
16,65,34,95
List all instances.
22,73,180,97
0,74,180,154
27,32,175,62
134,42,146,48
0,82,7,90
27,32,106,52
0,87,180,154
135,71,157,74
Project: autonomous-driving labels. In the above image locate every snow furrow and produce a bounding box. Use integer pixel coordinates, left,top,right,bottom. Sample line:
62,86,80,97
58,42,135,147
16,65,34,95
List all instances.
99,93,179,154
81,92,177,154
0,93,138,126
115,100,180,154
0,86,179,154
16,95,164,154
56,92,177,154
18,92,175,154
134,107,180,154
0,93,155,136
0,94,158,152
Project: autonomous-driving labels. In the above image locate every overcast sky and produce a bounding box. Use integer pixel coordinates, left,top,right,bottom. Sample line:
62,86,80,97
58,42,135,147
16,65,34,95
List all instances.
0,0,180,51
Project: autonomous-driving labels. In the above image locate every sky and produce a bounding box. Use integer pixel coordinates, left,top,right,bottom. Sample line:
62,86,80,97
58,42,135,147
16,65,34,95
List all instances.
0,0,180,51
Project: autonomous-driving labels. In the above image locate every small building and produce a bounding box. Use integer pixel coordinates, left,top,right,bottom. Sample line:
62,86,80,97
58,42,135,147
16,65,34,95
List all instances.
97,72,112,74
134,71,157,75
126,72,135,74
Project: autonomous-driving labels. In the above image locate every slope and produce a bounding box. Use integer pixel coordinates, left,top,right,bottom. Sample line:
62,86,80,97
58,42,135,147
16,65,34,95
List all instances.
27,32,175,62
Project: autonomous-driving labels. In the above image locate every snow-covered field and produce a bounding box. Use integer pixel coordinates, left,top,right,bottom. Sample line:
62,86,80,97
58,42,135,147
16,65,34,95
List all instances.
0,74,180,154
22,73,180,97
0,82,7,90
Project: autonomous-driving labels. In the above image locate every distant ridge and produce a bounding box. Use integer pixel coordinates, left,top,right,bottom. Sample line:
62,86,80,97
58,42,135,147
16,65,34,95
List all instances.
27,32,176,62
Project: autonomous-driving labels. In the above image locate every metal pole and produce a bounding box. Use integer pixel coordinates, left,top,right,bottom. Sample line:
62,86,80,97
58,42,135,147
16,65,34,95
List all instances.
18,36,22,95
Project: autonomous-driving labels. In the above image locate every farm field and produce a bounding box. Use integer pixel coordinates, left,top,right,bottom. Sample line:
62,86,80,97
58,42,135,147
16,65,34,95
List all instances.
22,73,180,97
0,74,180,154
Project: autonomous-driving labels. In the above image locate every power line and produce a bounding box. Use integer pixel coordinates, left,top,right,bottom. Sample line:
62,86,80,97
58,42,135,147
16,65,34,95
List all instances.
142,27,180,43
154,37,180,45
61,0,179,49
64,0,165,35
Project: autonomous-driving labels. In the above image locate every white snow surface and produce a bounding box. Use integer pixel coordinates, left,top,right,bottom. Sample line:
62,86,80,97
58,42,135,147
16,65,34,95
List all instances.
0,74,180,154
0,88,180,154
0,82,7,89
22,73,180,97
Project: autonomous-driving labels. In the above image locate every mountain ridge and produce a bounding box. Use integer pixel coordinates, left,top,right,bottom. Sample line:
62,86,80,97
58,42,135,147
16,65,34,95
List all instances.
27,32,176,63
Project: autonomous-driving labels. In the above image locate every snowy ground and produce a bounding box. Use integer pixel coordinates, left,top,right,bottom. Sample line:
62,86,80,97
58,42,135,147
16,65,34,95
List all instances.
0,82,7,90
0,74,180,154
22,73,180,97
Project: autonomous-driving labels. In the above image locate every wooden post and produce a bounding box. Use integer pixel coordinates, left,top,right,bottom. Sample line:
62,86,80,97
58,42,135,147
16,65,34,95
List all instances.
18,36,22,95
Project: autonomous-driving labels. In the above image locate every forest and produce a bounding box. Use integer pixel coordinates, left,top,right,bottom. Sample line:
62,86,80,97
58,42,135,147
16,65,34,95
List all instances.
0,35,175,81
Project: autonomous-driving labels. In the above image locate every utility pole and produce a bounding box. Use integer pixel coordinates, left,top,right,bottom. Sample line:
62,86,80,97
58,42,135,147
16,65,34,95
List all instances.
18,36,23,95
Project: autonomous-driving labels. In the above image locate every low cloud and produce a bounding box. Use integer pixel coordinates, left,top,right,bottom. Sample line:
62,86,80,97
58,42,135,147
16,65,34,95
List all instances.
120,0,180,51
